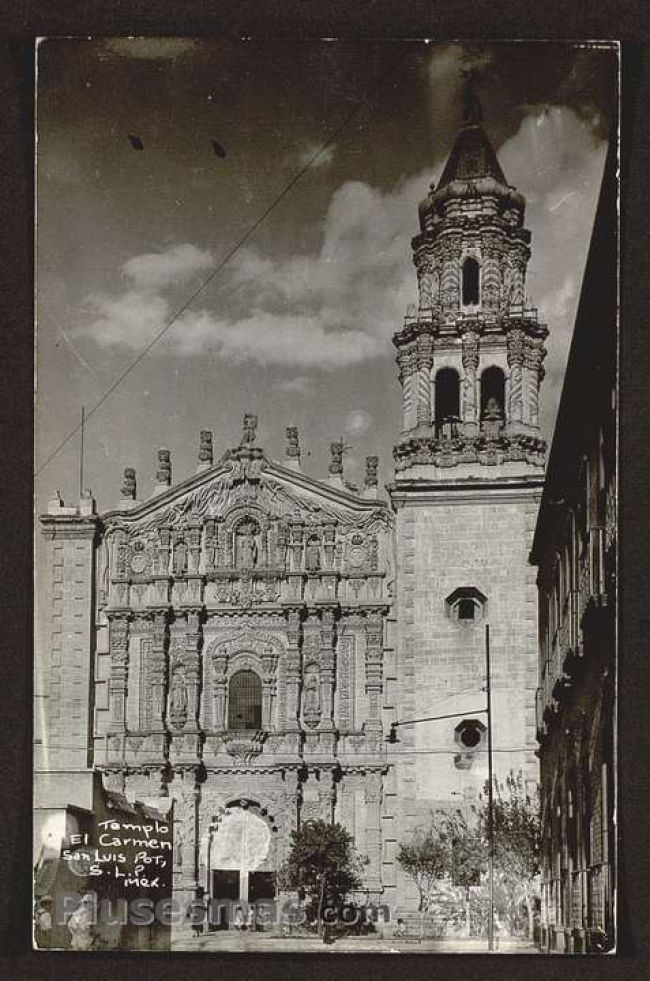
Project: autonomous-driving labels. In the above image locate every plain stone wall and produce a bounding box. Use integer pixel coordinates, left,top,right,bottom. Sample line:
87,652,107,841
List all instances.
385,484,542,908
37,521,97,777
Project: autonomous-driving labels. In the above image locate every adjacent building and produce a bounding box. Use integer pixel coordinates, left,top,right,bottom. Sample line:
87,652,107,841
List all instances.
530,142,616,953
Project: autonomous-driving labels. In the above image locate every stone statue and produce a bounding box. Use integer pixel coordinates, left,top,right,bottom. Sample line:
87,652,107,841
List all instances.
482,397,504,442
329,441,344,475
173,540,188,576
242,414,258,445
198,429,213,465
305,536,321,572
303,665,321,724
365,456,379,488
170,670,188,725
156,448,171,485
483,397,503,421
285,426,300,460
236,520,259,568
121,467,136,499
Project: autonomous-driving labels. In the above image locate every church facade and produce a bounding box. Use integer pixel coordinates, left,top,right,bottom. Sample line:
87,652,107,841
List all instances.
35,98,549,934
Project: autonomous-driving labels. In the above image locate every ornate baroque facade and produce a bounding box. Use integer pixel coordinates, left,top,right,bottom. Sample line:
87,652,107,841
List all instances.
36,90,551,931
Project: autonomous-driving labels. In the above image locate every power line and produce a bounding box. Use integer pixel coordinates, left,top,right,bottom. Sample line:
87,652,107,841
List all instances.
35,47,410,479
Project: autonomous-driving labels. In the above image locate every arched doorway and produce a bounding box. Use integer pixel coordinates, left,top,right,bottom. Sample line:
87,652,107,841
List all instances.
205,803,277,925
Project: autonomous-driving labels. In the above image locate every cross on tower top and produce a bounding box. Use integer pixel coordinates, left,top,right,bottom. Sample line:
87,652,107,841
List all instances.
460,66,482,126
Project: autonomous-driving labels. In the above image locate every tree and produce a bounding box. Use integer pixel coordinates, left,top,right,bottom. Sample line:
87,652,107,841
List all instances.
396,827,448,937
396,771,541,940
478,772,541,937
278,820,366,937
432,808,486,936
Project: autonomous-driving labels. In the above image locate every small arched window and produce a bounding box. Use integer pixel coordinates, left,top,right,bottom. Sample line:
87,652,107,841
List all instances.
228,670,262,730
480,366,506,420
435,368,460,437
462,257,480,306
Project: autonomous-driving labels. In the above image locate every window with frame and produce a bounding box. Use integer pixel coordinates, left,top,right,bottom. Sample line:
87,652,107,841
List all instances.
462,256,480,305
228,669,262,730
445,586,487,624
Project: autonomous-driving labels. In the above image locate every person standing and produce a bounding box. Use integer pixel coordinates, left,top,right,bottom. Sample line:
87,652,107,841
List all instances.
67,893,98,951
34,895,52,947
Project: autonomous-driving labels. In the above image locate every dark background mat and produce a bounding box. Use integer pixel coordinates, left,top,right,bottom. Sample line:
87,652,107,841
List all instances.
1,3,648,980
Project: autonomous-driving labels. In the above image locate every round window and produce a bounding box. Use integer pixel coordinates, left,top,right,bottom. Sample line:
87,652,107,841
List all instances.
457,721,484,749
460,725,481,748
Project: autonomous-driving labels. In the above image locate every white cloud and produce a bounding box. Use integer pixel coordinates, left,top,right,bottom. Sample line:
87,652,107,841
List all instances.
273,375,316,394
345,409,373,436
77,103,605,426
79,174,429,366
297,142,336,169
498,105,607,431
123,244,214,290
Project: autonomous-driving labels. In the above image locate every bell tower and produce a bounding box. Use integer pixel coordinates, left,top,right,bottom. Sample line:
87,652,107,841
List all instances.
387,78,546,910
393,72,547,469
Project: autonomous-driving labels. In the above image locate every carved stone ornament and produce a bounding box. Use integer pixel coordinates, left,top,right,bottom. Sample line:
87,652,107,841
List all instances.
242,413,258,445
198,429,214,465
365,456,379,488
169,667,188,729
329,441,344,475
156,448,172,485
129,539,149,575
285,426,300,460
121,467,136,499
302,662,322,729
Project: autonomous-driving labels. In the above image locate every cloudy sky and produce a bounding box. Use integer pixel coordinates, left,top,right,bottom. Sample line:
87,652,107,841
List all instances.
35,39,617,512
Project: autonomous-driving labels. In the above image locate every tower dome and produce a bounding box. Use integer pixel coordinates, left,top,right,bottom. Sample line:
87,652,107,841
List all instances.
393,77,548,478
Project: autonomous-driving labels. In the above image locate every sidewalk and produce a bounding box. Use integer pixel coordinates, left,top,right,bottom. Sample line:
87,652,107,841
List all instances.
173,931,540,954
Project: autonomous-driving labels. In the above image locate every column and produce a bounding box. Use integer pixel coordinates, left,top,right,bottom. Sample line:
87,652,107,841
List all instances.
524,339,545,428
108,614,130,733
150,526,171,607
397,347,418,431
441,242,461,315
512,252,527,306
284,610,302,730
461,325,480,434
261,644,277,729
507,327,525,424
211,644,229,729
481,241,502,314
415,335,434,428
364,770,383,891
171,777,200,941
319,610,336,730
150,609,168,731
184,611,202,729
364,612,384,732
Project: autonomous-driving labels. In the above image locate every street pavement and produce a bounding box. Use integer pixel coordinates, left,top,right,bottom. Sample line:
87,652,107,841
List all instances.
173,931,540,954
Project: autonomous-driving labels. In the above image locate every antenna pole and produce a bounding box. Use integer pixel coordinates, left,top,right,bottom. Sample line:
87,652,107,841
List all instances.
79,406,85,497
486,623,495,951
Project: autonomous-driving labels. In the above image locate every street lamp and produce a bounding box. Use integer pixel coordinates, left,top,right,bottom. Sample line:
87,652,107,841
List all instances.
388,623,495,951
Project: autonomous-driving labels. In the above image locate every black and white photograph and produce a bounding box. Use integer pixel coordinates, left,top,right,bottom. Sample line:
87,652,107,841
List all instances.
33,37,618,954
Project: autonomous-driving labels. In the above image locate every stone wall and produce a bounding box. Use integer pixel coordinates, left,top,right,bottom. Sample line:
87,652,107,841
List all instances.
387,483,541,906
36,514,98,812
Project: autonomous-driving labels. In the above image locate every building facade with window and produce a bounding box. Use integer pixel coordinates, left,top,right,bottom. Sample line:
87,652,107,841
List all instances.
530,143,616,954
387,92,547,911
36,93,549,934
